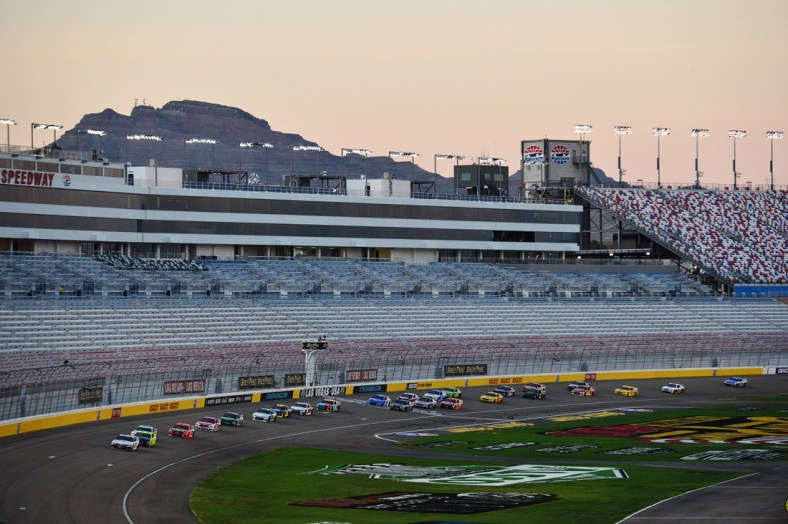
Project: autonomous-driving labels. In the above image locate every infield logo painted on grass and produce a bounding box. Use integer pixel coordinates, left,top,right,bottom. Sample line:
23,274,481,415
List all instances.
291,491,559,514
312,463,627,486
548,415,788,445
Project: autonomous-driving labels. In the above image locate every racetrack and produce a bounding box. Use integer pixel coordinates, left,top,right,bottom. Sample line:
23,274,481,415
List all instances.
1,376,786,524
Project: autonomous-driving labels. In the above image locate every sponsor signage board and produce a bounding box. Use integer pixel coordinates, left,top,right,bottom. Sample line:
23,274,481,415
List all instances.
354,383,388,394
205,394,253,406
262,390,293,401
163,379,205,395
299,386,347,398
78,387,103,404
284,373,306,387
239,375,275,390
444,364,488,377
346,369,377,382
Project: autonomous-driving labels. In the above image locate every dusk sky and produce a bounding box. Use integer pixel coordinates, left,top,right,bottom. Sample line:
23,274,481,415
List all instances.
3,0,787,187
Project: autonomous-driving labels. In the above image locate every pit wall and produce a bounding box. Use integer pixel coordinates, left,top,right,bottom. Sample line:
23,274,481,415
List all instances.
0,366,768,438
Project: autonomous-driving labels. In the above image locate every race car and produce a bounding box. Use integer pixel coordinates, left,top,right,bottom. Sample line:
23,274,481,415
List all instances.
168,422,194,438
271,404,292,418
367,394,391,407
480,391,504,404
130,425,158,447
523,382,547,394
440,398,464,410
111,434,140,451
423,389,447,401
195,416,221,431
442,387,463,398
571,385,596,396
724,377,748,387
493,385,516,397
412,396,437,409
614,385,639,397
390,399,414,412
397,392,419,403
251,408,277,422
220,411,244,426
315,399,341,412
523,388,546,399
291,402,314,415
661,383,685,394
568,381,591,391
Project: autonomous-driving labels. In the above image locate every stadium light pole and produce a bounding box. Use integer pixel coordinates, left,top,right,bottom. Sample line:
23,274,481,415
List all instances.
126,134,163,185
574,124,593,143
691,129,709,189
389,150,420,179
766,131,784,191
479,156,507,196
613,126,632,187
435,154,465,197
0,118,16,152
652,127,670,188
76,129,106,155
31,123,63,153
293,145,324,178
341,148,374,179
240,141,274,178
186,138,220,174
728,130,747,190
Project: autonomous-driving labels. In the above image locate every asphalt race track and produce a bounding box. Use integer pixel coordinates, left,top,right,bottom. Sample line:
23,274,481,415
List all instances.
1,376,786,524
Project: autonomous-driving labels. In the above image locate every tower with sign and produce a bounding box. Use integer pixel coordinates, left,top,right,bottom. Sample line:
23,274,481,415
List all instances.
520,138,591,192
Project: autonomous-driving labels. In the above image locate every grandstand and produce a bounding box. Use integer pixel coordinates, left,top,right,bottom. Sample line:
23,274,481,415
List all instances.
0,146,786,423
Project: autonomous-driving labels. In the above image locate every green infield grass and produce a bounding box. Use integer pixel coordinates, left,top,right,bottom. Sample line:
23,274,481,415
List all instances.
191,405,786,523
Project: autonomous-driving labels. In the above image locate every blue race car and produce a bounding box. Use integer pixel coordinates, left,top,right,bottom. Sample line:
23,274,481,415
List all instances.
367,394,391,407
724,377,748,387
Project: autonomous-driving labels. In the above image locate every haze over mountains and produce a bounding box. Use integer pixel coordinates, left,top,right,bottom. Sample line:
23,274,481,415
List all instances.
57,100,458,191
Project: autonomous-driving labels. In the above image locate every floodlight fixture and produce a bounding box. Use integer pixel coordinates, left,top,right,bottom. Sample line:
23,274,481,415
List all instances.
389,151,419,158
691,128,709,137
0,118,16,126
728,129,747,138
127,134,163,141
478,156,507,164
293,145,323,152
574,124,593,134
613,125,632,135
342,148,374,156
32,123,63,130
185,137,219,144
435,154,465,160
652,127,670,136
240,142,274,148
766,131,783,191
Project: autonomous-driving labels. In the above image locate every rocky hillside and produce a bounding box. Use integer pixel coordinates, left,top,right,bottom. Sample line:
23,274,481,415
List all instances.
57,100,453,191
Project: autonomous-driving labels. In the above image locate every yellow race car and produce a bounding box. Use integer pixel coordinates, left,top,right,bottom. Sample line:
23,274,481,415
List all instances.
614,385,639,397
480,391,504,404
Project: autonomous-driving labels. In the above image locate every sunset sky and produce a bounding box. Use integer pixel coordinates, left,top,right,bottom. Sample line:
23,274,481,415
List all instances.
2,0,787,187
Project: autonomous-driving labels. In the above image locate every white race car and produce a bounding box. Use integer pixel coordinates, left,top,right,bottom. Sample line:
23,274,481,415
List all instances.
661,383,685,394
111,434,140,451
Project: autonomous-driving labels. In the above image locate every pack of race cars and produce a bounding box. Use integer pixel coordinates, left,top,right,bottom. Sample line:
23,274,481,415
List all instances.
111,376,749,450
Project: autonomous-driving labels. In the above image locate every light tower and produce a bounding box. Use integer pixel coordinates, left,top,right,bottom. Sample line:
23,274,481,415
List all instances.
766,131,783,191
691,129,709,189
728,130,747,190
613,126,632,187
652,127,670,188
